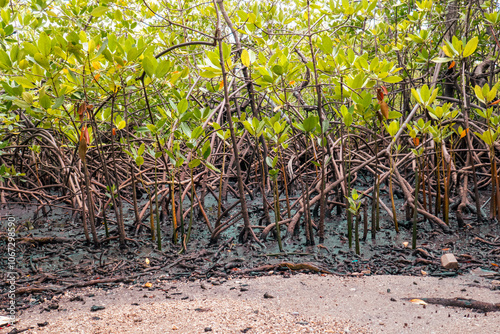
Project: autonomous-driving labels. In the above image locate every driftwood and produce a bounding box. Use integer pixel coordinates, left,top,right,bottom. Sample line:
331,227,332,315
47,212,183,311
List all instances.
406,297,500,312
238,262,333,275
16,237,71,245
2,275,139,298
474,237,500,247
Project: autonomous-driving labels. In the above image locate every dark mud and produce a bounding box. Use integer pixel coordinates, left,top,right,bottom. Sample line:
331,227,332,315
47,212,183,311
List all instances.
1,191,500,317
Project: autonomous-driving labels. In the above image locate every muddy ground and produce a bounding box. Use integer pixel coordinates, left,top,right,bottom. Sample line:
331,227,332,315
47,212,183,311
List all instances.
1,192,500,333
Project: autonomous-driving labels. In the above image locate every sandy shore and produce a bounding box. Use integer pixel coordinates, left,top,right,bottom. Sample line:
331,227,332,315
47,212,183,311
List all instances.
12,271,500,334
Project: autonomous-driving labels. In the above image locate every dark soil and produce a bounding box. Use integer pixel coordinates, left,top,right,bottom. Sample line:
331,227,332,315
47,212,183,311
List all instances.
1,191,500,319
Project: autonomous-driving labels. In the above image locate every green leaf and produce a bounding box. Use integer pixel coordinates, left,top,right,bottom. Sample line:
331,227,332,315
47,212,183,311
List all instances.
271,64,284,75
204,161,220,173
429,86,438,105
52,95,65,109
202,141,211,159
95,39,108,57
343,112,353,127
22,42,38,56
321,35,333,54
406,34,423,44
382,76,402,83
13,76,35,88
127,47,141,62
411,88,421,103
303,115,318,133
189,159,201,169
352,188,359,200
462,36,478,58
262,75,274,83
272,155,279,168
155,60,170,78
475,130,493,146
117,120,126,130
206,50,221,68
135,156,144,167
34,53,50,68
242,120,255,136
431,57,454,63
420,84,430,103
351,72,365,89
138,143,145,156
385,120,399,137
200,70,220,79
13,99,31,109
142,56,157,78
474,85,484,103
1,7,9,23
191,126,204,139
265,156,274,167
146,124,157,134
91,6,108,17
40,94,52,109
293,122,305,132
388,111,402,119
0,49,11,69
487,85,498,102
178,99,188,114
22,92,33,104
38,32,51,56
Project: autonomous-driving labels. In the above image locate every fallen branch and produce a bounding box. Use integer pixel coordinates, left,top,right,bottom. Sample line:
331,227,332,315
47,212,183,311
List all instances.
474,237,500,247
15,237,71,245
238,262,334,275
66,275,137,289
2,275,140,298
405,297,500,312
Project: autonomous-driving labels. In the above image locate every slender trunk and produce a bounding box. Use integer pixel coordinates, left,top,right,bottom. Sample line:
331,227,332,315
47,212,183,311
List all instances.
82,159,99,247
171,171,178,244
412,157,420,249
79,170,91,243
274,178,283,252
355,212,360,255
214,2,256,244
131,165,140,228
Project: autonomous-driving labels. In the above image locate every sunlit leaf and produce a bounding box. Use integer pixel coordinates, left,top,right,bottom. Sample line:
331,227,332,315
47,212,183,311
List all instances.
178,99,188,114
462,36,478,58
241,49,250,67
382,76,402,83
91,6,108,17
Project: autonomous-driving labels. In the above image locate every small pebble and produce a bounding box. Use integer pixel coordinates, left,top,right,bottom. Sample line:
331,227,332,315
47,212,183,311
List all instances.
204,327,212,332
90,305,105,312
